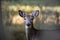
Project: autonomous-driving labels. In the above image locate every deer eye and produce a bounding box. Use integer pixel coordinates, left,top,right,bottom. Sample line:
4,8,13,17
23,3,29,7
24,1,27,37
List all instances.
31,18,33,20
24,17,26,20
24,18,26,20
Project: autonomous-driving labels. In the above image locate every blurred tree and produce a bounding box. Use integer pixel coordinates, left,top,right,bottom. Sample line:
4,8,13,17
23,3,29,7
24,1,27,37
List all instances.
0,1,6,40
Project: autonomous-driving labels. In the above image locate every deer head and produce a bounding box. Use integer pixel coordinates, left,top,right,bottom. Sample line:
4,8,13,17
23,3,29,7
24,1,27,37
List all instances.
18,10,39,28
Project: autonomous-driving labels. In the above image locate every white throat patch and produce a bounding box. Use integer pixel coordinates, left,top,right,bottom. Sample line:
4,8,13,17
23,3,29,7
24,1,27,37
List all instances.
25,25,30,29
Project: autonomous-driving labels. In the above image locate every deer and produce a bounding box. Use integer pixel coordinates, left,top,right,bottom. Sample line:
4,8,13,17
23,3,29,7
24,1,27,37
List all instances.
18,10,42,40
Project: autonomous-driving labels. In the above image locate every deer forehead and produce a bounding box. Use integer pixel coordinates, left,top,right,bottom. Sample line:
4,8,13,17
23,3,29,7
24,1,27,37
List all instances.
25,15,33,19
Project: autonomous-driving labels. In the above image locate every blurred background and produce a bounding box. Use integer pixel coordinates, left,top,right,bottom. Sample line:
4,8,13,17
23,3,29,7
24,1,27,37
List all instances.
1,0,60,40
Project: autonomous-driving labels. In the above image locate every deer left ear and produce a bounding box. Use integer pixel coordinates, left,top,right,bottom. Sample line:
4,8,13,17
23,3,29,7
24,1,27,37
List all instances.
18,10,26,17
32,10,39,18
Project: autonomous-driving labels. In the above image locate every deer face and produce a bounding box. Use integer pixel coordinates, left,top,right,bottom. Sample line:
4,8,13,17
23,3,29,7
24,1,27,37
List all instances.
24,15,33,26
18,10,39,26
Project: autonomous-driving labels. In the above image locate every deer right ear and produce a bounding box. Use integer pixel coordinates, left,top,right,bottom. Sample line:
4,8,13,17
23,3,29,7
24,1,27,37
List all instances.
32,10,39,18
18,10,26,17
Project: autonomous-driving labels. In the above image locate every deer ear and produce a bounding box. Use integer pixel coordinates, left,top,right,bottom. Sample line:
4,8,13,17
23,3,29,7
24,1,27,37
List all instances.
18,10,26,17
32,10,39,18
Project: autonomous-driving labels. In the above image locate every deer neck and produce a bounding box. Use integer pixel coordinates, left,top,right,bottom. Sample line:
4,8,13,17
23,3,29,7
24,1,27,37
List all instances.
31,22,34,29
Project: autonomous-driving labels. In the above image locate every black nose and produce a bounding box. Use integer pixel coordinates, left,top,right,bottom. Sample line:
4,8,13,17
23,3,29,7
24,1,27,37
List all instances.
27,23,30,26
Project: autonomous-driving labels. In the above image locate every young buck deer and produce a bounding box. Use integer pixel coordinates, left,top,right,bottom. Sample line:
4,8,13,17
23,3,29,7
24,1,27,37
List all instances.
18,10,41,40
